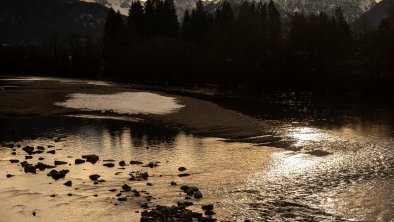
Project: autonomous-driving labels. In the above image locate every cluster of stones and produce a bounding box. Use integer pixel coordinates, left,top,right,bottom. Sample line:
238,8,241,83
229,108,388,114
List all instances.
3,142,217,221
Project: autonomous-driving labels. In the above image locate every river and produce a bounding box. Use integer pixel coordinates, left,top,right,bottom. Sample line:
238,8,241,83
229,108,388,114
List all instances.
0,77,393,221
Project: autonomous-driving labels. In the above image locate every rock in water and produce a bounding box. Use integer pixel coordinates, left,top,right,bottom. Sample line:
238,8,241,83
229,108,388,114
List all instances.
178,173,191,177
54,161,67,166
82,155,99,164
194,191,203,199
36,146,45,150
130,160,143,165
122,184,131,191
103,163,115,168
75,159,85,164
202,204,214,211
22,146,34,155
89,174,101,181
22,162,36,174
47,169,69,180
140,205,216,222
6,174,15,178
178,167,187,171
35,162,55,171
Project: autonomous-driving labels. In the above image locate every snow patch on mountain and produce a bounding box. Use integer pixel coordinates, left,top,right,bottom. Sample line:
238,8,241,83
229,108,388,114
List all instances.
81,0,376,21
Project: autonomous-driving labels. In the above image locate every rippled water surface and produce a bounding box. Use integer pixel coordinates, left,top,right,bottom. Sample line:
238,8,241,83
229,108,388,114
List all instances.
0,78,393,221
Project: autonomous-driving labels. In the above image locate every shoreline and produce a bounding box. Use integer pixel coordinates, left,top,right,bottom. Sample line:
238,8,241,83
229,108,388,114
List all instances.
0,76,272,142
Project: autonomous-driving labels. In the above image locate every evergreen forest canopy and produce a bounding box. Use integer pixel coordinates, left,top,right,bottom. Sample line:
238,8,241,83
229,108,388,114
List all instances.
1,0,394,95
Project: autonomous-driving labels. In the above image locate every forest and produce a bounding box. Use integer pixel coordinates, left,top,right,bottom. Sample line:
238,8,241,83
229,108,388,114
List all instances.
1,0,394,95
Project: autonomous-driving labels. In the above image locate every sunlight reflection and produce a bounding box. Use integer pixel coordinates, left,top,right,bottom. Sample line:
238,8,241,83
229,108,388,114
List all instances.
288,126,327,147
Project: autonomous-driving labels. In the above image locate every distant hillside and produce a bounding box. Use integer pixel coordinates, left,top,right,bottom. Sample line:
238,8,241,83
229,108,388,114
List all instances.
362,0,394,28
84,0,376,22
0,0,109,44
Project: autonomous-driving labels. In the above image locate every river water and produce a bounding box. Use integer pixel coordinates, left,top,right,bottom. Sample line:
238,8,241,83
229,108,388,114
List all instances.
0,77,393,221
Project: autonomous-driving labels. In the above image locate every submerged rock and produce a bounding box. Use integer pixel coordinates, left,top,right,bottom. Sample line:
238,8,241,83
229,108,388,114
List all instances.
64,181,72,187
180,186,203,199
54,161,68,166
103,163,115,168
89,174,101,181
35,162,55,171
21,161,36,174
75,159,85,164
177,201,193,208
47,169,69,180
82,155,99,164
47,150,56,154
140,205,217,222
204,210,215,216
130,160,143,165
202,204,214,211
9,159,19,163
36,146,45,151
178,167,187,171
22,146,34,155
122,184,131,191
146,162,159,168
178,173,191,177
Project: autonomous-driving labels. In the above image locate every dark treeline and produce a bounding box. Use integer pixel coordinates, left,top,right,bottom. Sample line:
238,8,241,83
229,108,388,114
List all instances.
1,0,394,95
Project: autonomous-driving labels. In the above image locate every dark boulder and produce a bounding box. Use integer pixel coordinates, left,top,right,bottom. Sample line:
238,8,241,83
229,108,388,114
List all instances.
130,160,143,165
140,205,217,222
6,174,15,178
122,184,131,191
178,167,187,171
202,204,214,211
35,162,55,171
103,163,115,168
89,174,101,181
82,155,99,164
178,173,191,177
47,150,56,154
36,146,45,151
64,181,72,187
119,161,126,166
9,159,19,163
54,161,67,166
23,162,36,174
22,146,34,155
47,169,69,180
75,159,85,164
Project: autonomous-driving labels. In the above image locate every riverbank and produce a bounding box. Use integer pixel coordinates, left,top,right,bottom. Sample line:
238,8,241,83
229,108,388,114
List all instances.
0,76,270,141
